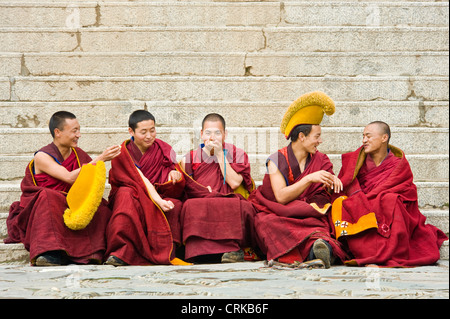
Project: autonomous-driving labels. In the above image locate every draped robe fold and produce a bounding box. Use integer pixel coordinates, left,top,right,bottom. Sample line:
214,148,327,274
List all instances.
332,145,448,267
106,139,185,265
5,143,111,264
248,144,346,262
180,143,258,260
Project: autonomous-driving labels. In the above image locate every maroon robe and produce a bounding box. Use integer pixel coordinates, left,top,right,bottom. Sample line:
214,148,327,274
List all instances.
5,143,112,264
248,144,346,262
333,145,448,267
180,143,258,260
106,139,185,265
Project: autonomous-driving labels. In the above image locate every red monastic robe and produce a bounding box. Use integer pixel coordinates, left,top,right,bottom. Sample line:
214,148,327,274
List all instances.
180,143,258,260
332,145,448,267
106,139,185,265
5,143,112,264
248,144,346,262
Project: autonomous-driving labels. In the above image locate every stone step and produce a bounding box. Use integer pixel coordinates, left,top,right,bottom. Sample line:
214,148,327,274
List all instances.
245,52,449,77
282,2,449,27
1,75,448,102
1,2,447,28
263,26,448,53
1,153,448,183
0,2,97,29
0,180,447,211
0,243,29,265
1,100,448,129
0,26,447,53
2,2,280,28
1,51,448,77
1,126,448,156
0,79,8,100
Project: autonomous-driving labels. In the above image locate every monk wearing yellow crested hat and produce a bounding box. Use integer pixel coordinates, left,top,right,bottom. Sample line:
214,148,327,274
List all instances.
248,91,347,268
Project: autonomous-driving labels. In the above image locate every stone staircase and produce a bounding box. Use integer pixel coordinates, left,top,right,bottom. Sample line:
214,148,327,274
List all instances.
0,0,448,264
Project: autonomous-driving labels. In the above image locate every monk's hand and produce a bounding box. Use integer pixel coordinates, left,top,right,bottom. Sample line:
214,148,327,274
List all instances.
307,170,335,189
205,139,223,157
168,170,182,184
99,145,121,162
212,140,223,157
203,139,214,155
158,199,175,212
331,175,343,193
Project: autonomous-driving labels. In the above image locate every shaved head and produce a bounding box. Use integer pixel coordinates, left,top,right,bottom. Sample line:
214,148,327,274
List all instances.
202,113,226,130
366,121,391,144
362,121,391,156
49,111,76,138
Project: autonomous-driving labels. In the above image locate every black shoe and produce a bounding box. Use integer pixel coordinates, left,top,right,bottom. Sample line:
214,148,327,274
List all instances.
104,255,128,266
221,250,244,263
312,239,333,269
35,250,67,266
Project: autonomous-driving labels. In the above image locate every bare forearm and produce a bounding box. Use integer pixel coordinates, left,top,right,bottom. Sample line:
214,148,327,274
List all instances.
273,177,312,205
65,168,81,184
34,152,80,185
136,168,162,201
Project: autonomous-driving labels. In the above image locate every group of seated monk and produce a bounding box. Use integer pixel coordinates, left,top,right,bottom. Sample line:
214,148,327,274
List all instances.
4,91,447,268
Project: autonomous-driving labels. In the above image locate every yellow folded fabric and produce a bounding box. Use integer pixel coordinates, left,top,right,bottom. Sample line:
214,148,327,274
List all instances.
331,196,378,240
170,258,192,266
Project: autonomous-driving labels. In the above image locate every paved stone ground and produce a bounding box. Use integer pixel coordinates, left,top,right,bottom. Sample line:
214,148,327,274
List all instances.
0,261,448,300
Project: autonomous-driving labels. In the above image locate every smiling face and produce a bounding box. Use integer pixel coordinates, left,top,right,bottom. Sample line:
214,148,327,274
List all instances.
129,119,157,153
201,120,226,146
299,124,322,154
362,123,389,154
54,118,81,148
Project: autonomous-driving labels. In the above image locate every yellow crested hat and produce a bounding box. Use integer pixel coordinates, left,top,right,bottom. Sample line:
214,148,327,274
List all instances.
280,91,335,139
63,161,106,231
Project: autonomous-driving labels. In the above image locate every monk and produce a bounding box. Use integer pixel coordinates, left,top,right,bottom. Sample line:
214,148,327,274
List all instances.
331,121,448,267
249,92,347,268
105,110,186,266
179,113,259,263
5,111,121,266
